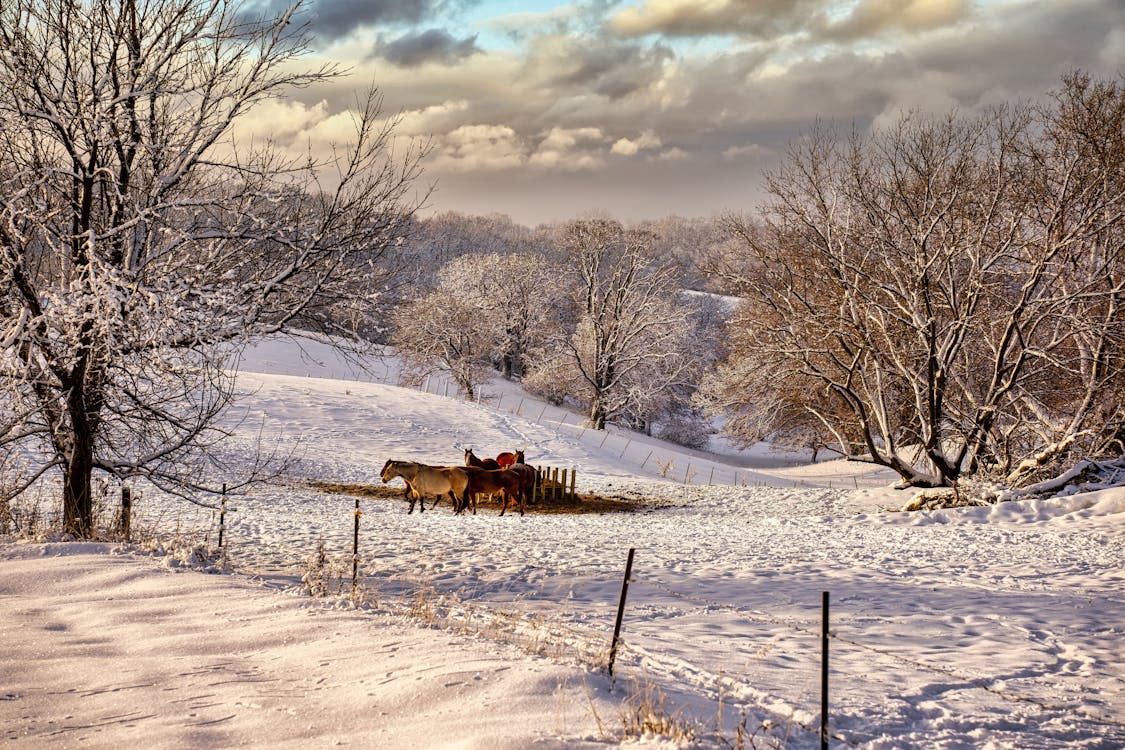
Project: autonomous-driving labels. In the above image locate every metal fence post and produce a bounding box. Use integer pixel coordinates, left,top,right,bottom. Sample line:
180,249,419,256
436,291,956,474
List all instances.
822,590,830,750
608,547,636,681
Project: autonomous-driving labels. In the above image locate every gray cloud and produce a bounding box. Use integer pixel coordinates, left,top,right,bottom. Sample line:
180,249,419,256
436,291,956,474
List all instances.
377,29,481,67
549,38,675,100
242,0,450,42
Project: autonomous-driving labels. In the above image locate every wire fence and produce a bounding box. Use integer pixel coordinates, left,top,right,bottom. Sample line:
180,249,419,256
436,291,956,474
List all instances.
194,495,1125,749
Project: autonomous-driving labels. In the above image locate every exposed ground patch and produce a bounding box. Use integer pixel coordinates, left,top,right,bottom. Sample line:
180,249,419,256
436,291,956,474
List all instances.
309,480,646,514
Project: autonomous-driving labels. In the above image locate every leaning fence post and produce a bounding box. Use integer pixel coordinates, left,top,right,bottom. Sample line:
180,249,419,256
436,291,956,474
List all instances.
607,547,636,681
821,590,830,750
217,484,227,548
120,487,132,542
352,497,361,593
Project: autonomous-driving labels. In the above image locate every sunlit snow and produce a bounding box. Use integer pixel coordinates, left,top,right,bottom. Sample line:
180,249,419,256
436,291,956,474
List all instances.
3,335,1123,748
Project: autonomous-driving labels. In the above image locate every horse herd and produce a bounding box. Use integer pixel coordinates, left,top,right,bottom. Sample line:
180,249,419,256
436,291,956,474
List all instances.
379,448,535,516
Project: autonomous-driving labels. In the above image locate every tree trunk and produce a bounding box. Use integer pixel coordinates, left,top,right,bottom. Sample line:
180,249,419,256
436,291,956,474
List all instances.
590,401,606,430
63,425,95,538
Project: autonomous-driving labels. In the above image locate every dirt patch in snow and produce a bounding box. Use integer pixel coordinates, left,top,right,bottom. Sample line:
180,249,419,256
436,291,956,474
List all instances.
309,480,646,514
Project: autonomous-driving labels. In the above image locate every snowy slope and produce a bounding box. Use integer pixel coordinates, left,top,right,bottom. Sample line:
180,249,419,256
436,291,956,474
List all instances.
4,334,1124,749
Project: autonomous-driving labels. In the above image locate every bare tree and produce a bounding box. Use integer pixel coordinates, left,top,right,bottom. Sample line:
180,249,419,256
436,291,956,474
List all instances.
0,0,425,535
1002,72,1125,483
710,74,1124,488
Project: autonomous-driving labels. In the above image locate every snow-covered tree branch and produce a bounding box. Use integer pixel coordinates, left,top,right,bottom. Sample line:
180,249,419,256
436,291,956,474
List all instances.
0,0,426,535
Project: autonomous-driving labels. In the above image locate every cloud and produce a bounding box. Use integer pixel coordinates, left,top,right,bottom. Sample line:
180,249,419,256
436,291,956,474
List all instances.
376,29,481,67
231,0,1125,224
722,143,770,161
522,33,675,101
610,0,975,42
610,0,822,39
394,99,472,136
822,0,972,40
242,0,445,42
529,127,608,170
229,98,330,142
611,129,662,155
430,124,528,172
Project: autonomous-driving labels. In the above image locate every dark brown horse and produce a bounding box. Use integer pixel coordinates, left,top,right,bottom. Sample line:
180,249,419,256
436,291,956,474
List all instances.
464,447,500,470
464,448,501,508
462,466,525,516
505,462,537,508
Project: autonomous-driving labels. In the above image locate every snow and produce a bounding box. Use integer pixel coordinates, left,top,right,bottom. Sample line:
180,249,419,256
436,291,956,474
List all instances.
3,334,1124,749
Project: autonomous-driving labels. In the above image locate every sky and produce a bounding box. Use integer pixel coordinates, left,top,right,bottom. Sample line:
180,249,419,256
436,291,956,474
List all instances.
242,0,1125,225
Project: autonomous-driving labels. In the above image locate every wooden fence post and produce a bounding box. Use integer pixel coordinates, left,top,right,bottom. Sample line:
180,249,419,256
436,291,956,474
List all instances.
569,470,576,501
217,484,227,548
120,487,132,542
607,547,636,681
352,497,361,593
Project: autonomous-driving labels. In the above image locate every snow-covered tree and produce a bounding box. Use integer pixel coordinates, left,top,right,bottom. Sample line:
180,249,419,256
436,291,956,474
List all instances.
541,219,700,430
0,0,424,535
389,251,567,395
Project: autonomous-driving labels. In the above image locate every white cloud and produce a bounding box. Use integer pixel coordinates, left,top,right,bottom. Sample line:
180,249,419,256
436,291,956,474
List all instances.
232,99,330,143
430,124,529,172
611,129,663,155
529,127,608,171
394,100,472,137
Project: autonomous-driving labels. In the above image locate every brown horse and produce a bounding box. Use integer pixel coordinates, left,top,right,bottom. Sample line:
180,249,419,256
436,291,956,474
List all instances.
462,466,525,516
464,448,501,508
464,447,500,470
505,462,537,508
495,449,524,469
380,459,470,514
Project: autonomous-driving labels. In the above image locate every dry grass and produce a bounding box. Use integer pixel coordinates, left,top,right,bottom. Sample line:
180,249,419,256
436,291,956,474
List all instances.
309,480,646,514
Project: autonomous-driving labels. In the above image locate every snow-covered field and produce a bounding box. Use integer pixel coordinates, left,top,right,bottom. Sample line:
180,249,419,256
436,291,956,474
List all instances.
4,335,1124,748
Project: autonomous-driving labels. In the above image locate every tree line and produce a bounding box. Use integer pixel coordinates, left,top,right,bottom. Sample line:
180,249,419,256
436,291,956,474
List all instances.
390,73,1124,491
0,0,1120,537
